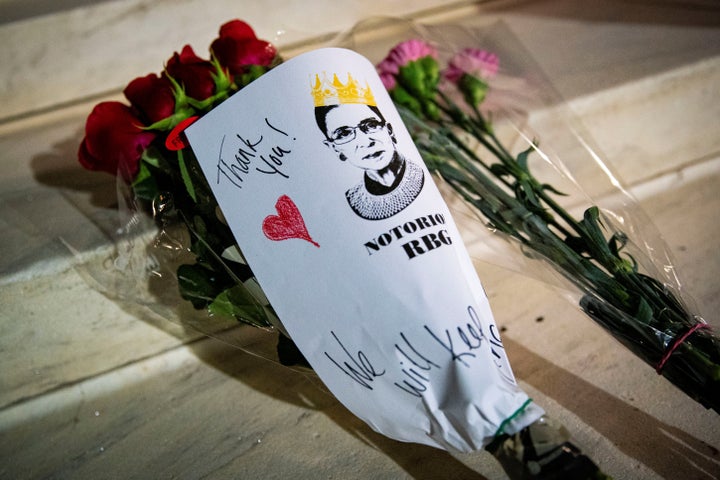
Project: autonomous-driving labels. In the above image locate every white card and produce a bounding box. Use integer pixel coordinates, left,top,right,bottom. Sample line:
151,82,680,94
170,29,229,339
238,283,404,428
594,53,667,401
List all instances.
186,47,542,452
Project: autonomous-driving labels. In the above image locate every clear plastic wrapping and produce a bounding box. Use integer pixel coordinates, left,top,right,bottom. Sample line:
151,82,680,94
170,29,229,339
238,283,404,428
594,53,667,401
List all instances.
335,18,719,411
70,17,718,413
66,18,718,478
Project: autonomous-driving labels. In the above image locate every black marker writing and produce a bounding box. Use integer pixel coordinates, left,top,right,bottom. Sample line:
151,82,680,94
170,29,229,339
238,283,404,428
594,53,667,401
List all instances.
256,118,292,178
216,133,263,187
216,135,233,186
322,306,505,398
324,331,385,390
394,332,441,397
424,306,484,368
265,118,293,138
255,146,291,178
237,133,262,159
215,118,294,188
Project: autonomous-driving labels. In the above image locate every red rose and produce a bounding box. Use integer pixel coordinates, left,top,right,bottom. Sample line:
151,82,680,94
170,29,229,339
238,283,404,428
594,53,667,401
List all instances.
78,101,156,181
124,73,175,124
166,45,216,100
210,19,277,76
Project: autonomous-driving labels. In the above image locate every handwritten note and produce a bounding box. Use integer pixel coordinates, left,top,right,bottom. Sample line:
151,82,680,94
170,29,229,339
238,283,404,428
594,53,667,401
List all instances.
185,48,543,453
216,118,294,188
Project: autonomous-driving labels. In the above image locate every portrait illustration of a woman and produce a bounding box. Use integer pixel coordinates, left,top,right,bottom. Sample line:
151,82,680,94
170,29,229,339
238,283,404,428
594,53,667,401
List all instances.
313,74,424,220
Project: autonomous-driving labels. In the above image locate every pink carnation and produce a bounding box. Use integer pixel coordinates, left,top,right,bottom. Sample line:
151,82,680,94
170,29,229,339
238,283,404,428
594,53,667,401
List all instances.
444,48,499,83
377,39,437,90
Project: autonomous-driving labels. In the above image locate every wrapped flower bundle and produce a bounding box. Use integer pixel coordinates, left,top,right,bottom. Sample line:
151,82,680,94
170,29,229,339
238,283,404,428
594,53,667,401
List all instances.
81,16,720,479
373,29,719,412
79,21,282,331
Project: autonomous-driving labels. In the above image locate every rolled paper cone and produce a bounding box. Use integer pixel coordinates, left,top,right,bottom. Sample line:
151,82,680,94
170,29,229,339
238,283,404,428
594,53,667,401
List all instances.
186,47,544,452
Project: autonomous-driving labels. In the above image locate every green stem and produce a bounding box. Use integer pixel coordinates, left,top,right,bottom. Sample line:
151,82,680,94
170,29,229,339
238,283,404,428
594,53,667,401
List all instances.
395,79,720,410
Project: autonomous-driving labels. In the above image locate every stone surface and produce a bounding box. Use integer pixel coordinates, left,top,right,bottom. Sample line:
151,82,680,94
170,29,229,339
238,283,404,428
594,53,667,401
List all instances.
1,1,719,479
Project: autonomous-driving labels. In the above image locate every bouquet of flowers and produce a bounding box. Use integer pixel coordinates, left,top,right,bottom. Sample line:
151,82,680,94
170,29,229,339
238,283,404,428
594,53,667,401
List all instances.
78,20,284,340
369,25,719,413
80,16,720,479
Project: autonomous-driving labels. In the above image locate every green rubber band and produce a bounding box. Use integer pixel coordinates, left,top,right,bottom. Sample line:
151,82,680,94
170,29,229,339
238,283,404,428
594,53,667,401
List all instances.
494,397,533,438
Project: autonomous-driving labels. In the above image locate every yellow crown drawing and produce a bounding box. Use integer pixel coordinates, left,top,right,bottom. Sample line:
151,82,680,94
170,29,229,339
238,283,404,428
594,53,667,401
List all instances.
311,72,376,107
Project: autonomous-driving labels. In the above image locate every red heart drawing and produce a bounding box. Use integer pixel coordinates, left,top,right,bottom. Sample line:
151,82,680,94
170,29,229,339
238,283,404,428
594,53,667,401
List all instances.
262,195,319,248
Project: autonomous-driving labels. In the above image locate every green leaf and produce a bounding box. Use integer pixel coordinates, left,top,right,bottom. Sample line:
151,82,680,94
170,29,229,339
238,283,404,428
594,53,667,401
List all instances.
580,207,608,248
141,146,163,168
144,108,196,132
541,183,567,196
208,283,271,327
177,263,229,309
177,149,197,202
635,297,654,325
210,55,232,92
238,65,270,88
608,232,628,257
490,163,510,177
130,161,159,201
516,145,533,172
518,178,541,211
564,235,588,256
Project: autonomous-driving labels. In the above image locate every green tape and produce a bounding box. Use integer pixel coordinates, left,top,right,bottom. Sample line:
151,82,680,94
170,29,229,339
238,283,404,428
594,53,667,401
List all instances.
494,397,533,437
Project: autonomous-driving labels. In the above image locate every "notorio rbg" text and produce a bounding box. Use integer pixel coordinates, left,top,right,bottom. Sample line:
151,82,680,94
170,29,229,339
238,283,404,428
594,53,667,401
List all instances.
363,213,453,259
